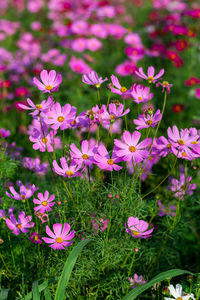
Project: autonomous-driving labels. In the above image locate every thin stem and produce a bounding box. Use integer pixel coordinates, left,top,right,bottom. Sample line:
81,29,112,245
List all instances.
106,91,112,108
123,98,128,130
0,251,12,276
127,239,140,278
62,179,74,203
97,88,101,106
8,233,16,271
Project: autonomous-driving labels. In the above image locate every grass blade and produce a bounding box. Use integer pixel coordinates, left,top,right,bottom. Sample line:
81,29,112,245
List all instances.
23,278,58,300
55,239,91,300
0,289,9,300
122,269,193,300
43,287,53,300
32,281,40,300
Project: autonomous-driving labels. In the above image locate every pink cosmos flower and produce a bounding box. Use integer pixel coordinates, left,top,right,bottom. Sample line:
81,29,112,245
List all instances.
0,128,10,138
33,70,62,93
109,75,129,96
33,191,55,214
82,70,107,88
29,232,42,244
30,130,61,153
157,200,176,217
6,211,34,235
125,217,154,238
129,84,153,104
101,103,130,126
44,103,76,130
114,131,151,163
70,140,97,166
18,96,54,116
115,60,137,76
153,136,174,157
71,38,87,52
135,66,164,83
156,81,173,93
6,182,38,201
170,173,197,200
133,109,162,130
71,20,88,34
42,223,75,250
22,157,49,175
195,88,200,100
87,38,102,51
69,56,91,74
129,274,146,289
53,157,82,178
94,145,123,171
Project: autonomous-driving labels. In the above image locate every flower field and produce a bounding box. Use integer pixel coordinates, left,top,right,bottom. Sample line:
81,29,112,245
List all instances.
0,0,200,299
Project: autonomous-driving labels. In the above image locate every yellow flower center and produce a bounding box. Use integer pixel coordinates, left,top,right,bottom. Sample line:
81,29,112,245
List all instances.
110,114,115,120
129,146,136,152
36,104,42,110
42,137,48,143
182,151,187,157
82,154,89,160
148,76,154,82
191,141,198,144
45,85,53,91
132,230,139,236
177,298,183,300
107,159,114,165
177,139,185,145
16,224,22,229
138,96,143,101
56,237,63,243
21,195,25,200
167,143,171,149
120,86,127,93
162,81,169,86
66,170,74,177
34,236,39,241
42,201,48,206
146,120,153,125
57,116,64,122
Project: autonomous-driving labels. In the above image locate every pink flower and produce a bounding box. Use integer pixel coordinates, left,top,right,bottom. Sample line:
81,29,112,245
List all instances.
94,145,123,171
110,74,129,96
114,131,151,163
125,217,154,238
6,211,34,235
6,182,38,201
71,20,88,34
30,130,61,153
170,173,197,200
22,157,49,175
153,136,174,157
129,274,146,289
71,38,87,52
135,66,164,83
156,81,173,93
100,218,109,231
33,191,55,214
33,70,62,93
44,102,76,130
101,103,130,126
115,60,137,76
82,70,107,88
157,200,176,217
133,109,162,130
18,96,54,116
70,140,97,166
0,128,10,138
42,223,75,250
87,38,102,51
129,84,153,104
53,157,82,178
195,88,200,100
69,56,91,74
29,232,42,244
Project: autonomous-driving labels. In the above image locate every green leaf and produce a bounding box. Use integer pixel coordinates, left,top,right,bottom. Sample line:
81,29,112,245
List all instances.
32,281,40,300
122,269,193,300
23,278,57,300
43,287,53,300
55,239,91,300
0,289,9,300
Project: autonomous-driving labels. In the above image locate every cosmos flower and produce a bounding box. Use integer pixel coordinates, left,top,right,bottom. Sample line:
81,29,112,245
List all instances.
101,103,130,125
18,96,54,116
33,70,62,93
6,211,34,235
29,232,42,244
70,140,97,166
165,284,196,300
129,274,146,289
82,70,107,88
156,81,173,93
169,173,196,200
0,128,11,138
6,182,38,201
125,217,154,238
53,157,82,178
129,84,153,104
33,191,55,214
42,223,75,250
94,144,123,171
109,74,129,96
135,66,164,83
133,109,162,130
22,157,49,175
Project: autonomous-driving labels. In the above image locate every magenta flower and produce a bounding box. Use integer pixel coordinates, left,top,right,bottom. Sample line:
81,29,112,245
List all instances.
6,211,34,235
170,173,196,200
125,217,154,238
109,74,129,96
70,140,97,166
129,84,153,104
114,131,151,163
133,109,162,130
33,191,55,214
156,81,173,93
44,102,76,130
33,70,62,93
82,70,107,88
129,274,146,289
30,130,61,153
29,232,42,244
0,128,11,138
22,157,49,175
42,223,75,250
135,66,164,83
101,103,130,125
157,200,176,217
18,96,54,116
53,157,82,178
6,182,38,201
69,56,91,74
153,136,174,157
94,145,123,171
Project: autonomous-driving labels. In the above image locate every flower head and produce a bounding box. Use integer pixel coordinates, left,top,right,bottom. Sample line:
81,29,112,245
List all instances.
29,232,42,244
33,70,62,93
70,140,97,166
82,70,107,88
94,144,123,171
135,66,164,83
42,223,75,250
165,284,196,300
133,109,162,130
125,217,154,238
170,173,196,200
33,191,55,214
0,128,11,138
53,157,82,178
109,74,129,96
6,182,38,201
6,211,34,235
129,84,153,104
129,274,146,289
18,96,54,116
156,81,173,93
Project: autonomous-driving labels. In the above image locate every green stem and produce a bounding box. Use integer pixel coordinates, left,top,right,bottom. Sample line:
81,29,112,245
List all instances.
127,239,140,278
97,88,101,106
123,98,128,130
106,91,112,108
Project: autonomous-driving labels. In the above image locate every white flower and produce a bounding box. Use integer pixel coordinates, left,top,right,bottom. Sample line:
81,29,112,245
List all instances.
165,284,196,300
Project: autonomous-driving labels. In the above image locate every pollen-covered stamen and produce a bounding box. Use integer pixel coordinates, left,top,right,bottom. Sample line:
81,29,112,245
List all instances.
21,195,25,200
45,85,53,91
36,104,42,110
57,116,64,122
56,237,63,243
16,224,22,229
129,146,136,152
110,114,115,120
177,298,183,300
42,201,48,206
138,96,143,101
162,81,169,86
107,159,114,165
182,151,187,157
132,230,139,236
120,86,127,93
167,143,171,149
191,141,198,144
82,154,89,160
147,76,154,82
66,170,74,177
146,120,153,125
42,137,48,143
177,139,185,145
34,236,39,241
